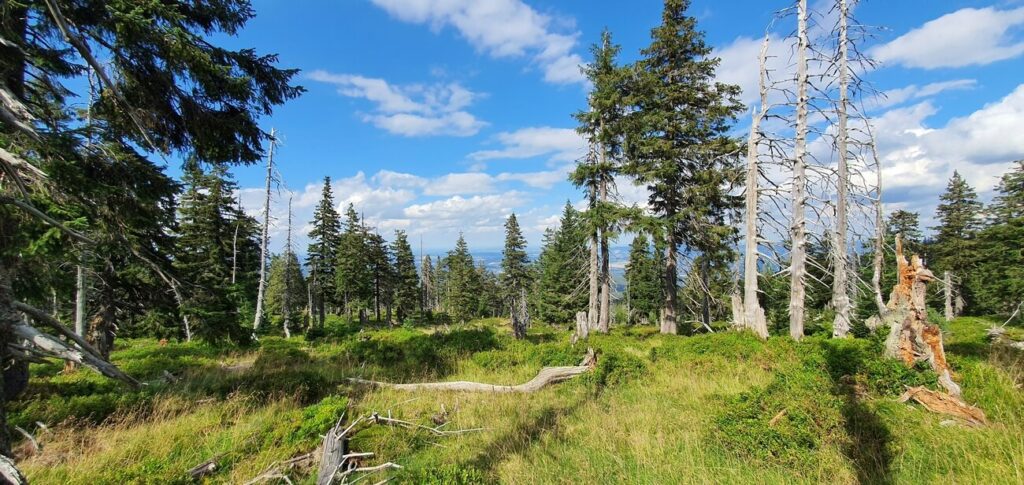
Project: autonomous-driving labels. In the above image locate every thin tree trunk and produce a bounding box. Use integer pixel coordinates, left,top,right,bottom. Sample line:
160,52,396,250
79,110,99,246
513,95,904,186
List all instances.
789,0,809,341
283,195,293,338
832,0,852,338
944,271,954,321
232,194,241,285
75,259,87,337
743,35,770,339
867,121,886,315
252,128,276,333
588,225,600,331
700,259,711,329
661,235,678,334
598,181,611,333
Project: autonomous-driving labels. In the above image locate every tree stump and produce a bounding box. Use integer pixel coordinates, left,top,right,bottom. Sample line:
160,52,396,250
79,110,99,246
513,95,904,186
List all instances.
868,236,961,397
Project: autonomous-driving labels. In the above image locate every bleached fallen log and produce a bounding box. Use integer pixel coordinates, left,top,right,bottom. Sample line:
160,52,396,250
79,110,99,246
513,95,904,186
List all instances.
10,319,140,387
350,348,597,393
0,455,27,485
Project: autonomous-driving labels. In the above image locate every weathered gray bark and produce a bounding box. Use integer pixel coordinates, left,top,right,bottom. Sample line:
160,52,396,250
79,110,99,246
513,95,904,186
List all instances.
75,259,87,337
944,271,954,321
351,349,596,393
252,128,276,333
598,141,611,333
742,35,770,339
661,237,678,334
588,227,600,331
789,0,809,341
283,195,293,338
831,0,852,338
867,122,887,315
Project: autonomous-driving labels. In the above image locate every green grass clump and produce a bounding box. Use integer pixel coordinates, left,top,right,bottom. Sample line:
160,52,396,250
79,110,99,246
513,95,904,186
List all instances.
713,346,846,469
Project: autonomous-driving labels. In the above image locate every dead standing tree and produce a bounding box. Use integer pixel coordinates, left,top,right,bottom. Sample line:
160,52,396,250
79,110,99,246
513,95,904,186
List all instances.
869,237,962,397
252,128,278,334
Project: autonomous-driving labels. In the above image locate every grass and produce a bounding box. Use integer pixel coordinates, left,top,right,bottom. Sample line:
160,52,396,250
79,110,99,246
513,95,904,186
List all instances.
10,315,1024,484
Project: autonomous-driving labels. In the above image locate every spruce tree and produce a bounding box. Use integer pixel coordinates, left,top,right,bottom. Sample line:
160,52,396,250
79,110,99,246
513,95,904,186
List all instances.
930,171,982,309
625,233,661,325
445,234,480,323
887,210,923,252
366,231,393,322
266,252,306,332
336,204,371,321
573,29,627,334
502,214,532,338
421,255,436,313
391,230,419,323
306,177,341,326
174,161,250,344
622,0,743,334
533,202,589,324
975,161,1024,317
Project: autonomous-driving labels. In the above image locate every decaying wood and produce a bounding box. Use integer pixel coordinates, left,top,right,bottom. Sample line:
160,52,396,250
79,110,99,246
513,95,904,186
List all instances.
869,236,961,397
252,128,277,333
188,458,218,479
350,349,597,393
0,455,27,485
899,386,986,427
789,0,810,341
573,311,589,344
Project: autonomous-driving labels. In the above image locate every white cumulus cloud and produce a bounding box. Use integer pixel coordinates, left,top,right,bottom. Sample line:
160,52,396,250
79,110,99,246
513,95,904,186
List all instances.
871,7,1024,69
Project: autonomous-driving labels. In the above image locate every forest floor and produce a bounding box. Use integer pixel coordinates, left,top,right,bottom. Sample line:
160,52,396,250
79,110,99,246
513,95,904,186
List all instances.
9,316,1024,484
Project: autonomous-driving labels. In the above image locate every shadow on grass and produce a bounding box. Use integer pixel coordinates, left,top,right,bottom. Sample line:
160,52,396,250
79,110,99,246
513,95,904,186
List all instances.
822,343,894,485
463,395,586,478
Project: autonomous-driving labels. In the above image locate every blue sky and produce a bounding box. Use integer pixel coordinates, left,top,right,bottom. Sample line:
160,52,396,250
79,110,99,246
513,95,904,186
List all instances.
218,0,1024,253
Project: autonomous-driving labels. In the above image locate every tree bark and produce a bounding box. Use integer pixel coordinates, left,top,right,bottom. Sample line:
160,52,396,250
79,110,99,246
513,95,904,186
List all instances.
831,0,852,338
873,237,961,397
944,271,954,321
283,196,293,338
598,140,611,333
252,127,276,333
661,235,678,334
75,259,87,337
789,0,809,341
867,122,887,316
742,35,770,339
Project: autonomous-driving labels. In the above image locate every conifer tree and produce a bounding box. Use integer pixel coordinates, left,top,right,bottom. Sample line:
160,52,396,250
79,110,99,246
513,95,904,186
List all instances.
266,252,306,333
336,204,371,321
887,210,923,252
975,161,1024,316
574,30,627,334
391,230,419,323
625,233,661,325
502,214,532,338
930,171,982,309
174,161,250,344
421,255,436,313
533,202,589,324
622,0,743,334
445,234,481,323
366,231,392,322
306,177,341,326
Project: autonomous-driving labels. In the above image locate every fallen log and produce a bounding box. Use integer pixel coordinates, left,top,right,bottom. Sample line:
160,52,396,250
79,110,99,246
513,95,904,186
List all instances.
349,348,597,393
899,386,987,427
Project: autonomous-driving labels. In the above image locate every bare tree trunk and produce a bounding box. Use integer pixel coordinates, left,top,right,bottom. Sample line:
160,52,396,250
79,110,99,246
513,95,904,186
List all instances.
868,122,886,315
831,0,852,338
743,35,770,339
283,195,293,339
252,128,276,333
75,258,87,337
789,0,809,341
598,136,611,334
944,271,954,321
232,194,241,285
588,226,600,331
661,236,678,335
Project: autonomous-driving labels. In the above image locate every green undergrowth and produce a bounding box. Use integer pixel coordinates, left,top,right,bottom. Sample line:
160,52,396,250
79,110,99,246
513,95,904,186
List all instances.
12,316,1024,484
